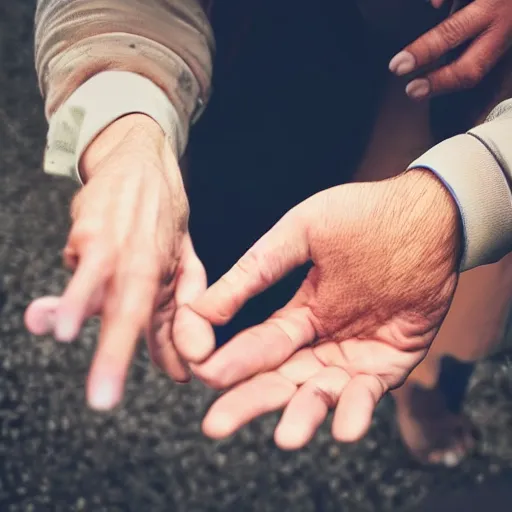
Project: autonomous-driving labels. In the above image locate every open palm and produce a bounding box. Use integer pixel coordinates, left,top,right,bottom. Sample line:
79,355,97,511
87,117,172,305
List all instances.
201,330,431,449
180,170,461,447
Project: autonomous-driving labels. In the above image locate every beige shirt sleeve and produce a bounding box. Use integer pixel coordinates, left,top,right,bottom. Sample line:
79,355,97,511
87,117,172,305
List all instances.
408,99,512,272
35,0,214,183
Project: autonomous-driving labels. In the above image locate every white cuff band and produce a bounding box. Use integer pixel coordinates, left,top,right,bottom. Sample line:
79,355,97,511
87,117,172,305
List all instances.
43,71,183,184
408,134,512,272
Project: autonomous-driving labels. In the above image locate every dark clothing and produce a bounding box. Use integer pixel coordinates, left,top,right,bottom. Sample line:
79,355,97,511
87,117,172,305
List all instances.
187,0,507,344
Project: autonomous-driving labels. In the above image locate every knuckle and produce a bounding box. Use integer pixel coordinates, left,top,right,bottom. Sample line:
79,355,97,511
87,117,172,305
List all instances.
454,64,483,89
67,233,117,272
436,17,467,47
416,32,444,63
126,258,161,280
435,59,484,92
202,294,234,324
118,252,161,282
235,250,260,276
235,249,274,288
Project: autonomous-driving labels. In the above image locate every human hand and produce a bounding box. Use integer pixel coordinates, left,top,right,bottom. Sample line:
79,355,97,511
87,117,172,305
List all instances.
389,0,512,99
24,114,212,410
182,170,461,448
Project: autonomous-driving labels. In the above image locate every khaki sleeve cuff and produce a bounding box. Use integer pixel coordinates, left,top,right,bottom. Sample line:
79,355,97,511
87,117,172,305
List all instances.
407,134,512,272
43,70,183,185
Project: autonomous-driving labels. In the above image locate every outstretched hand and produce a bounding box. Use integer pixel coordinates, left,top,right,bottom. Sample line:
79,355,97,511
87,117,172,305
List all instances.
25,114,212,410
390,0,512,99
182,170,461,448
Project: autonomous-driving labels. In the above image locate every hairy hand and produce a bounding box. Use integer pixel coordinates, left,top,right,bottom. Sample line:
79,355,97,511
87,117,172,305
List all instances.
182,170,461,448
390,0,512,99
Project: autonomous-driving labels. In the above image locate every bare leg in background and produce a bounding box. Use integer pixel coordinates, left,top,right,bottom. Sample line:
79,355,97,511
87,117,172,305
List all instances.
353,71,512,466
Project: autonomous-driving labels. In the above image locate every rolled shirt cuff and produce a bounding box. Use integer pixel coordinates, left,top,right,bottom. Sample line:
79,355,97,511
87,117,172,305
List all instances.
43,70,183,184
407,133,512,272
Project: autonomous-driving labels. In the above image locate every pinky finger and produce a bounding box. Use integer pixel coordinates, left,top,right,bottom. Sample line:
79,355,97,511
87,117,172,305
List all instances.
332,374,386,443
173,236,216,364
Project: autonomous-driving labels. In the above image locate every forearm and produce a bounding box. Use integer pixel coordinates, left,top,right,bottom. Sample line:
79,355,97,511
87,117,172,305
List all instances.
408,98,512,272
35,0,214,182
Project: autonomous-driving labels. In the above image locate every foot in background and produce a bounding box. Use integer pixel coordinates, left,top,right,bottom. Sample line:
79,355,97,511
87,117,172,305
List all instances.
393,358,477,466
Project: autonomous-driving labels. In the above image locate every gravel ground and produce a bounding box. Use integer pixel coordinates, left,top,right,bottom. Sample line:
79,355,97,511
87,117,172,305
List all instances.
1,1,512,511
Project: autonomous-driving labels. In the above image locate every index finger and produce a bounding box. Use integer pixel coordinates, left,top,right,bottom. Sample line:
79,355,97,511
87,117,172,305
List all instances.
86,252,160,410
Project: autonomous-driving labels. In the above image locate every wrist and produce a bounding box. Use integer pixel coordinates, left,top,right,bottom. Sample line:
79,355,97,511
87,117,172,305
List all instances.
402,168,463,266
80,114,166,182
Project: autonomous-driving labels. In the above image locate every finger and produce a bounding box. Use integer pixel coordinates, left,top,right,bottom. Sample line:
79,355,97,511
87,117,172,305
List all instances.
24,296,61,336
406,29,510,99
430,0,446,8
172,236,216,363
147,320,191,382
191,210,309,325
331,374,386,443
201,372,297,439
192,306,315,389
54,243,112,342
274,367,350,450
87,254,159,410
26,290,104,339
389,3,484,77
174,236,206,306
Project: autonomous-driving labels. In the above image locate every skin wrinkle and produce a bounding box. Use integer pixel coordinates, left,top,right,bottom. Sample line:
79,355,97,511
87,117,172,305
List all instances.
35,0,214,151
306,170,459,350
37,2,214,74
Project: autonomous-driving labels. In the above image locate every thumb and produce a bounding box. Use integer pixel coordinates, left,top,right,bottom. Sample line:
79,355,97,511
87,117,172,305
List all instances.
389,2,484,76
191,210,310,325
172,235,217,363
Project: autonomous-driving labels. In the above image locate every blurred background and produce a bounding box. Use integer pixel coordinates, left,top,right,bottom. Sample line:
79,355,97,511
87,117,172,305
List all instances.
1,0,512,510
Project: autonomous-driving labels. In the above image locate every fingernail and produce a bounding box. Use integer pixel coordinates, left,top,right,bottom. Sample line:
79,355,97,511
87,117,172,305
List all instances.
389,51,416,76
89,379,119,411
406,79,431,100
